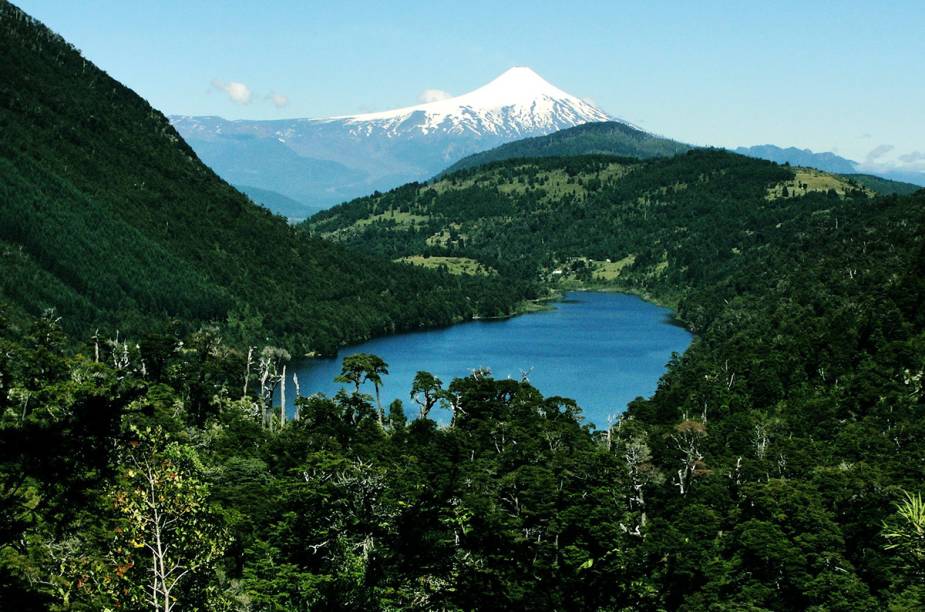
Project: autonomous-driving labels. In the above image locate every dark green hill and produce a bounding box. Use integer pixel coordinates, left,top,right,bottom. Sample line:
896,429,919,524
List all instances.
0,2,526,353
839,173,922,195
308,149,878,305
442,121,691,174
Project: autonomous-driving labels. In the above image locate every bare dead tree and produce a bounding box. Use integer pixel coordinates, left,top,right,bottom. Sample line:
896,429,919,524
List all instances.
242,346,254,398
293,372,301,420
257,346,291,429
724,360,736,391
623,437,652,512
606,413,617,451
724,456,743,488
279,365,287,427
106,332,131,373
753,422,770,460
671,419,708,496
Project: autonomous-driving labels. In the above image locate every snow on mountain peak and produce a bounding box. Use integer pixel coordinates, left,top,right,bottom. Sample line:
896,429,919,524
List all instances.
465,66,573,106
335,66,611,137
170,67,626,210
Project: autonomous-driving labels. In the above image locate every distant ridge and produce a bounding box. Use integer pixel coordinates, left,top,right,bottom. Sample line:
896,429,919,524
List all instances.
734,144,925,187
734,145,857,174
234,185,325,221
443,121,692,174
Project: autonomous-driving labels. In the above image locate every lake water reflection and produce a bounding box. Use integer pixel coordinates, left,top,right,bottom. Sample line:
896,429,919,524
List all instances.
281,292,692,428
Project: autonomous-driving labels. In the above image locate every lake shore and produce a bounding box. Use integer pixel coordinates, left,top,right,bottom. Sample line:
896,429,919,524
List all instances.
280,291,693,428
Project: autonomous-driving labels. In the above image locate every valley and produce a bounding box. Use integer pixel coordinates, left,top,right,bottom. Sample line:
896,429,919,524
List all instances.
2,1,925,610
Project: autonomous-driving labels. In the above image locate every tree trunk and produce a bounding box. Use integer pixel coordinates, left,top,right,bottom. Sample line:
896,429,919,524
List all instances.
279,365,286,427
293,373,301,420
243,346,253,398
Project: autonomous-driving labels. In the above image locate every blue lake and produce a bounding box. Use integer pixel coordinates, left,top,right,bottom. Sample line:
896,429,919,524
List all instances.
280,292,692,428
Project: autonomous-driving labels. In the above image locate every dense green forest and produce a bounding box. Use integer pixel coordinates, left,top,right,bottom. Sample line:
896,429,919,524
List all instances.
3,1,925,610
443,121,691,174
838,173,922,196
6,173,925,608
0,1,531,356
308,150,886,305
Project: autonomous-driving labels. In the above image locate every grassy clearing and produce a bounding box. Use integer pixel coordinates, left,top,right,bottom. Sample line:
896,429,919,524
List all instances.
548,255,638,284
654,258,669,275
396,255,494,276
767,169,874,200
425,224,467,247
315,209,431,239
353,210,431,228
593,255,636,281
495,169,585,199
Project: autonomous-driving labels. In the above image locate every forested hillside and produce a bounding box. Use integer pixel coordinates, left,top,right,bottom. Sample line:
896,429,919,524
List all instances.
443,121,691,174
0,2,529,355
839,173,922,196
309,151,878,305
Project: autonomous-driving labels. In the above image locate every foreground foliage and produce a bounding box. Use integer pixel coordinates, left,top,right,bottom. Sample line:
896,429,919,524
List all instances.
3,188,925,609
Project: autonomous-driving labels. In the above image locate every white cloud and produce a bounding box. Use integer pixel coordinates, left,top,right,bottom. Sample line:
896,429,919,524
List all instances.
211,79,252,105
856,145,925,174
864,144,894,164
268,93,289,109
418,88,452,103
898,151,925,164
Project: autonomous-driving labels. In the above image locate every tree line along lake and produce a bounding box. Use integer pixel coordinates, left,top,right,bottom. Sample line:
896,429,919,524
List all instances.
278,292,692,428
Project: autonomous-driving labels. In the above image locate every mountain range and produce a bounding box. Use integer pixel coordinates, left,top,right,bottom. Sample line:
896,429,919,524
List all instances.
175,75,923,219
735,144,925,187
170,67,614,214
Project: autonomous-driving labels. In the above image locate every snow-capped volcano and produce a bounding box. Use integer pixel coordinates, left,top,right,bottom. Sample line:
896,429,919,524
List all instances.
333,66,611,137
171,67,618,215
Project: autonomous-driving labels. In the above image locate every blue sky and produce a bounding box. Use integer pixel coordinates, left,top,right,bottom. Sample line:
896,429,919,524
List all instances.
16,0,925,169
